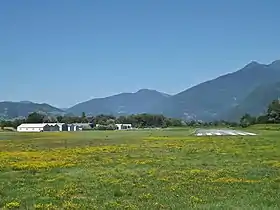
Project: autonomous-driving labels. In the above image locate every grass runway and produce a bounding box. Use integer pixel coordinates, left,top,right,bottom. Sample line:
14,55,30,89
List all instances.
0,127,280,209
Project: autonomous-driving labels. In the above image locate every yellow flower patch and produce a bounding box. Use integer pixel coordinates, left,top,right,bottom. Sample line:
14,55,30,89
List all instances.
0,145,132,171
34,203,59,210
4,201,21,209
190,169,209,174
214,177,261,183
190,196,203,203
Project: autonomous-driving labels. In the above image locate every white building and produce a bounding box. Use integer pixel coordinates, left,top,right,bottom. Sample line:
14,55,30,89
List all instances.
73,123,92,130
17,123,52,132
115,124,132,130
48,123,68,131
68,124,80,131
17,122,92,132
17,123,67,132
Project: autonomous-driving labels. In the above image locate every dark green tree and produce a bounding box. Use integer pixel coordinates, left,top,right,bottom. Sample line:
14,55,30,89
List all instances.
267,99,280,123
57,116,63,123
12,119,26,128
81,112,88,123
240,113,256,127
95,114,115,125
256,115,269,124
26,112,45,123
0,121,5,130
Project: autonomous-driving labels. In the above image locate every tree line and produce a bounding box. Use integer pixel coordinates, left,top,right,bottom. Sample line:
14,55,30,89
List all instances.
0,112,184,130
240,99,280,127
2,99,279,130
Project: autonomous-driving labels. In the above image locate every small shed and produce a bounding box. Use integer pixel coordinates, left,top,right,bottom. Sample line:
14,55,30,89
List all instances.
68,124,79,131
48,124,60,132
48,123,68,131
115,124,132,130
74,123,93,130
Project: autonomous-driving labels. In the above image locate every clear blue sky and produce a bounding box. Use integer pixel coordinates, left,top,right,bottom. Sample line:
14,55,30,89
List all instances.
1,0,280,107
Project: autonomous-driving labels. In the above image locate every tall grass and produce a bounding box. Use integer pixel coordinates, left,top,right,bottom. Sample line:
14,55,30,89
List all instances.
0,127,280,209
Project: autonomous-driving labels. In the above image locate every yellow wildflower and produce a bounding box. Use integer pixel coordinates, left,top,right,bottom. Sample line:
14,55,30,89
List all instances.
4,201,21,209
190,196,203,203
214,177,261,183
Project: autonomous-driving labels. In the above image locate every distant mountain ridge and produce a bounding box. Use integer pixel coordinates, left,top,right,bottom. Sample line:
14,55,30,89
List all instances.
149,60,280,121
67,59,280,121
0,101,65,119
223,81,280,121
2,59,280,121
68,89,171,116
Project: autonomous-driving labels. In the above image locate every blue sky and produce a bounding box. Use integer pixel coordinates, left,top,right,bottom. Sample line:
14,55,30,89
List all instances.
1,0,280,107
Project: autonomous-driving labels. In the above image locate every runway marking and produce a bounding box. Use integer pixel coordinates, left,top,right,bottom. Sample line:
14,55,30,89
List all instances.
225,131,235,135
194,129,256,136
245,132,257,136
236,132,247,135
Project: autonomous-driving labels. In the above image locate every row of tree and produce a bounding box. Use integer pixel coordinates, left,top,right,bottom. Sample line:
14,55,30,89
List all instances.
0,112,184,129
240,99,280,127
184,120,239,127
3,99,279,130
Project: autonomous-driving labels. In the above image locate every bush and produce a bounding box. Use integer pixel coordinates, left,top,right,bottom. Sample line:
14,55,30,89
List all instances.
94,124,118,130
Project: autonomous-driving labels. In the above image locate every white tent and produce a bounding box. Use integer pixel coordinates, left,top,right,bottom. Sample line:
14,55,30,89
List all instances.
17,123,51,132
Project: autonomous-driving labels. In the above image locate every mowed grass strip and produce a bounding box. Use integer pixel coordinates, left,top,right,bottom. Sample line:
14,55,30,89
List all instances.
0,128,280,209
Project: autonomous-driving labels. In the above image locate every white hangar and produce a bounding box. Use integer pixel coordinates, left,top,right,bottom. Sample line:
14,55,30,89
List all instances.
17,123,58,132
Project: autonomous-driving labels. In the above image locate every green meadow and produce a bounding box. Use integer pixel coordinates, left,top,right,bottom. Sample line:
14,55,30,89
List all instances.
0,127,280,209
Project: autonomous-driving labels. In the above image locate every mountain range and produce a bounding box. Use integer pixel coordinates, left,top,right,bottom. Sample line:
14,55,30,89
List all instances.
2,59,280,121
0,101,65,120
223,81,280,121
153,60,280,121
68,89,170,116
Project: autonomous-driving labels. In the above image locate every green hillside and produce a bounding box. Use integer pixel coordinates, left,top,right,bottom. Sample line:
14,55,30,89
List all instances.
224,82,280,121
1,127,280,208
2,60,280,121
152,60,280,121
68,89,170,116
0,101,65,119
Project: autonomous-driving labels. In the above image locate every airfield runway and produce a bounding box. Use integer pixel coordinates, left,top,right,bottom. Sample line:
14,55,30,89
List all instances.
194,129,256,136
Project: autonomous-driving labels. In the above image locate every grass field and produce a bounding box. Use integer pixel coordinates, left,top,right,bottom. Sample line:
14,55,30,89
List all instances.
0,127,280,209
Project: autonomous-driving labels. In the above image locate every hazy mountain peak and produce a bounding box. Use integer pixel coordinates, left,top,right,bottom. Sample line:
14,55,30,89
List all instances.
224,81,280,121
136,89,170,97
3,59,280,120
244,61,261,68
0,101,64,119
20,101,33,104
68,88,170,115
269,60,280,68
136,89,158,93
